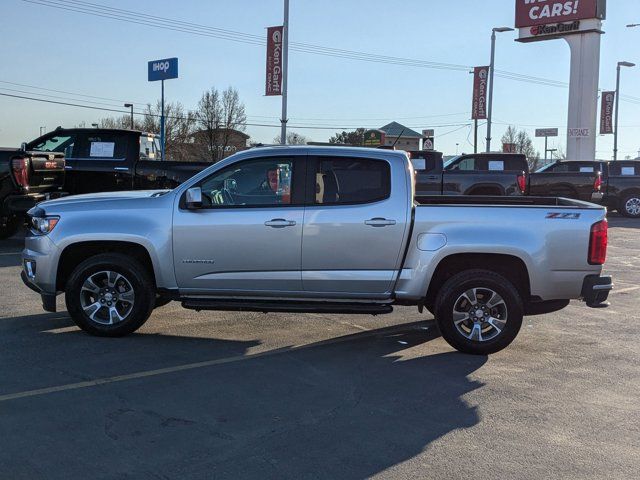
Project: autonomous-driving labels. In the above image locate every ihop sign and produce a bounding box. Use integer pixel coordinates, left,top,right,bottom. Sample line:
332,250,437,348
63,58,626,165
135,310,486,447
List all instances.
148,57,179,82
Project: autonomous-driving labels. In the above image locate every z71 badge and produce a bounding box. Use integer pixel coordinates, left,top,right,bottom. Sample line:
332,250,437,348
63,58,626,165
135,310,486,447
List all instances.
546,212,581,219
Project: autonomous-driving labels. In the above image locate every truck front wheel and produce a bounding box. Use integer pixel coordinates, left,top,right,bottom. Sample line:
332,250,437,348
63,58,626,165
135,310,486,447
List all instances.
0,216,22,240
434,269,523,355
65,253,155,336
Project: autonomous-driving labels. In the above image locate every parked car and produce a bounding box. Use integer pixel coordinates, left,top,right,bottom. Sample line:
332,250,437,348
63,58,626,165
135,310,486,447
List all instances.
530,160,640,217
411,151,528,196
26,127,211,195
21,146,611,355
0,145,65,239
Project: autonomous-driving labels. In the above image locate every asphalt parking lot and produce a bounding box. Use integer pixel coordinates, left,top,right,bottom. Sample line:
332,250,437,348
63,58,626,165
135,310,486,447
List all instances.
0,216,638,480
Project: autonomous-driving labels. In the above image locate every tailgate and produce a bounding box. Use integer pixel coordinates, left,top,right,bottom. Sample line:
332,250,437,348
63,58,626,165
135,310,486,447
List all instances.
26,152,65,192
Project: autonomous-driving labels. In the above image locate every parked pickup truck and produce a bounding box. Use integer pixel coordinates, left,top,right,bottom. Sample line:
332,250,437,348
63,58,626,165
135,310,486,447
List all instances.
0,146,65,239
411,151,528,197
26,127,211,194
21,146,612,355
530,160,640,217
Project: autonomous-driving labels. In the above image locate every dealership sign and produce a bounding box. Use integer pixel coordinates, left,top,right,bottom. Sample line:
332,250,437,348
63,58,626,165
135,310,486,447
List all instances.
471,66,489,120
515,0,606,28
600,91,615,135
265,26,284,96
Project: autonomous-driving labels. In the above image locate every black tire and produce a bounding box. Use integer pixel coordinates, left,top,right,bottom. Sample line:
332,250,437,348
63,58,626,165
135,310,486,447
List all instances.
434,269,523,355
0,216,22,240
619,193,640,218
65,253,155,337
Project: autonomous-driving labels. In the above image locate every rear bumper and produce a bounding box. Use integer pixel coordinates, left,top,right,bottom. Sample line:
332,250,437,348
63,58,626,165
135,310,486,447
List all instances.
3,191,67,215
581,274,613,307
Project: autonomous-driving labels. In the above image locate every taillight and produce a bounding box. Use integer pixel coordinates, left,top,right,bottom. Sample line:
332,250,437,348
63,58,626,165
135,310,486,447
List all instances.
517,172,527,194
593,173,602,192
11,157,30,189
588,220,608,265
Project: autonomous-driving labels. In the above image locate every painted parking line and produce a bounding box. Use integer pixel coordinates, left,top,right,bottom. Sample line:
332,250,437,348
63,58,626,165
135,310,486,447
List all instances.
0,322,430,403
612,286,640,295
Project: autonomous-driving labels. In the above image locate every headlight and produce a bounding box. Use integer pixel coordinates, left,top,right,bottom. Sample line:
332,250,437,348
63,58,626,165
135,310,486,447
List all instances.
31,216,59,235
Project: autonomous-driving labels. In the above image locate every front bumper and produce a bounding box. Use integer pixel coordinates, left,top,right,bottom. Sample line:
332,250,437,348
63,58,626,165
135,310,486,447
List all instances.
20,270,57,312
3,191,67,215
581,274,613,307
21,232,61,312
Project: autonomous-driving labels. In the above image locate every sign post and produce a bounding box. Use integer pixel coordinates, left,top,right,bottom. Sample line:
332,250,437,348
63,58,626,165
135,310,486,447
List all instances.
515,0,606,161
148,57,179,160
535,128,559,160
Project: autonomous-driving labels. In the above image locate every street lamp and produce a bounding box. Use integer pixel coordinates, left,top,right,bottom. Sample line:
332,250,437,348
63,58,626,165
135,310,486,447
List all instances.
91,123,99,128
124,103,134,129
614,61,635,161
486,26,514,153
627,23,640,28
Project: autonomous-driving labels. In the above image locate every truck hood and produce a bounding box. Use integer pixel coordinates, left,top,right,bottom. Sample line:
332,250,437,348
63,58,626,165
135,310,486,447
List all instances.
37,190,171,209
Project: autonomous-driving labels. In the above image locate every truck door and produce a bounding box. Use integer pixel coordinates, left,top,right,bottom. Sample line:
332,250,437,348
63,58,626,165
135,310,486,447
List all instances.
529,161,601,201
301,155,409,295
70,131,134,194
173,155,306,294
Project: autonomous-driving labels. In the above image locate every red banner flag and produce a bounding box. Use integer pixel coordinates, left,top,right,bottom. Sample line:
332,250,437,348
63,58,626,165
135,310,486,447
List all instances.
472,66,489,120
265,26,284,96
600,91,615,135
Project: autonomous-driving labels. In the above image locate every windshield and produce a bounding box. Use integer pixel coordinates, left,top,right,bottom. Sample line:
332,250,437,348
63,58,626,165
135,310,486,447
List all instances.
443,155,461,169
535,162,557,173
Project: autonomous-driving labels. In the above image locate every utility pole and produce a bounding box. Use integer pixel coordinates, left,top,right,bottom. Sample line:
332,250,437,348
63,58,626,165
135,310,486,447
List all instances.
161,80,165,160
614,61,635,161
473,119,478,154
279,0,290,145
486,27,513,153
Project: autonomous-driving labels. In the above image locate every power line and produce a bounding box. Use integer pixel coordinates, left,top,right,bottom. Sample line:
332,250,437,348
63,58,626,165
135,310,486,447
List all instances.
22,0,606,91
0,91,474,131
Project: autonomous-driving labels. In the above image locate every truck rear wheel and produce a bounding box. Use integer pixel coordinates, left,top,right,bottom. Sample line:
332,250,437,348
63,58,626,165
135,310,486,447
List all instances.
65,253,155,337
0,216,22,240
620,193,640,218
434,269,523,355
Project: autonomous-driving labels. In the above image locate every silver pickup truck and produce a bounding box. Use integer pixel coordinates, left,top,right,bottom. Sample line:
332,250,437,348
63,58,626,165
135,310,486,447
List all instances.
21,146,612,354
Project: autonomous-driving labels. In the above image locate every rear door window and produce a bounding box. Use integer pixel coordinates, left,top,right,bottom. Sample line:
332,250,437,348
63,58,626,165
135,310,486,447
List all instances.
609,162,639,176
314,157,390,204
29,134,77,158
75,132,129,159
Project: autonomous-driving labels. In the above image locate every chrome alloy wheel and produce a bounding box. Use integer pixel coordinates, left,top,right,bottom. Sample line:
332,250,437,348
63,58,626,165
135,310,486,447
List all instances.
79,271,135,325
452,287,508,342
625,197,640,216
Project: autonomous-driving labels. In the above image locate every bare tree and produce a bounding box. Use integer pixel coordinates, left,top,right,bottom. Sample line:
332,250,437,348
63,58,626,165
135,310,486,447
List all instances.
501,126,541,171
273,131,309,145
99,115,143,130
193,86,247,162
139,101,195,161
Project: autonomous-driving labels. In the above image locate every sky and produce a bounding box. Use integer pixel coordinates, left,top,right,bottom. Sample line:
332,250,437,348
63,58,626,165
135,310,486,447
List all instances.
1,0,639,159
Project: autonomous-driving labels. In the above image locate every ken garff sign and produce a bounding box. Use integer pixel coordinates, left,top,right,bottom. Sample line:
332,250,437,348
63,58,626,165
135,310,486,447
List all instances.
148,57,179,82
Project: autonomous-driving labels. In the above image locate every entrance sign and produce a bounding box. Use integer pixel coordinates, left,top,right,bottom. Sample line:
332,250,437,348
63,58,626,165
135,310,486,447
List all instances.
471,66,489,120
265,26,284,96
514,0,607,161
600,91,615,135
148,57,178,81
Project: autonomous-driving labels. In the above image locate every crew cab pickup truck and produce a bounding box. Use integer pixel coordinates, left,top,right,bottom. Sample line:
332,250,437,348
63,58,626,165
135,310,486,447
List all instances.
26,127,211,195
21,146,612,355
530,160,640,217
0,146,65,239
412,151,528,197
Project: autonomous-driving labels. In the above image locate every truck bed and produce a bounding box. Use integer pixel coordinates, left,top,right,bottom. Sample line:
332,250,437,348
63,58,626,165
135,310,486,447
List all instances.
415,195,602,208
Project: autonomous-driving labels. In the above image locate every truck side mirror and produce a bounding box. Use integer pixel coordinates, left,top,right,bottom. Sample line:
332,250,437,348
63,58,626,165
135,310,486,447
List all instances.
185,187,203,209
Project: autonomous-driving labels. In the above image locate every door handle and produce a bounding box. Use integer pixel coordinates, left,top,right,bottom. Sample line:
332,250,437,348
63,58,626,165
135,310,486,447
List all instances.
365,218,396,227
265,218,296,228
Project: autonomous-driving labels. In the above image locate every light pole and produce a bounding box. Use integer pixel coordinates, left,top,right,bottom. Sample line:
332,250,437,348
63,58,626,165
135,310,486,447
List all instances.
627,23,640,28
614,61,635,161
486,27,514,153
124,103,134,129
39,126,45,136
280,0,290,145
